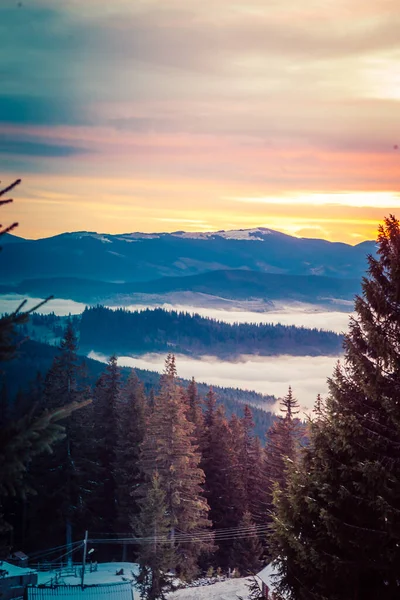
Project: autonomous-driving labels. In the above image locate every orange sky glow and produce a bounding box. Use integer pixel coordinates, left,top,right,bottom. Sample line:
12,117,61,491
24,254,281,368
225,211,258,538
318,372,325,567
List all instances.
1,0,400,243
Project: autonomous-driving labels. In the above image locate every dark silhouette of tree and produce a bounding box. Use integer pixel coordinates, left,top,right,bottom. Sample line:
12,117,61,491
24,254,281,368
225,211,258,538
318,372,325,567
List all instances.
139,355,213,579
271,216,400,600
114,369,147,559
133,471,175,600
0,180,89,548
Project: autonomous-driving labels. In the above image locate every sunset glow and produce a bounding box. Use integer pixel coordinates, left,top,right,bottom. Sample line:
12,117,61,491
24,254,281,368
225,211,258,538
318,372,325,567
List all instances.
2,0,400,242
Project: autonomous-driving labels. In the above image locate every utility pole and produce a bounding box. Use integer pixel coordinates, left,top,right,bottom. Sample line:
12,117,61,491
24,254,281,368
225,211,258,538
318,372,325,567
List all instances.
81,530,88,589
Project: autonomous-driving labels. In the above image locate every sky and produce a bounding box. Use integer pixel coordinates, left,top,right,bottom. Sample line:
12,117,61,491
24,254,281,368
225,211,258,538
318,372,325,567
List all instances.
2,0,400,242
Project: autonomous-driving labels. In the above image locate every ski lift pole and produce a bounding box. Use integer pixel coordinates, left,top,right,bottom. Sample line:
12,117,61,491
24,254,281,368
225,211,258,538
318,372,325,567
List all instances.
81,531,88,589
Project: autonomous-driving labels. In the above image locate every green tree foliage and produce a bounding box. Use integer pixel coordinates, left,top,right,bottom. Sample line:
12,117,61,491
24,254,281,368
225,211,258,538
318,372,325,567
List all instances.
201,403,242,567
264,387,302,507
24,323,93,551
230,511,263,575
92,355,121,534
79,306,342,358
134,471,175,600
271,216,400,600
0,180,88,550
114,370,147,557
140,355,213,579
185,377,204,449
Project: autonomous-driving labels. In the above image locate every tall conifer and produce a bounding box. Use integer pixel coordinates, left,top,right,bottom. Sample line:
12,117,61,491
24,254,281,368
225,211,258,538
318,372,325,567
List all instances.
230,511,263,575
134,471,175,600
114,370,147,558
140,355,212,579
271,216,400,600
92,355,121,533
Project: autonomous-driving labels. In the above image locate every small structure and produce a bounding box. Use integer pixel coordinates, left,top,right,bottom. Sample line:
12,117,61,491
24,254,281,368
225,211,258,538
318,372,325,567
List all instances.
25,582,134,600
0,561,37,600
8,553,29,569
256,563,285,599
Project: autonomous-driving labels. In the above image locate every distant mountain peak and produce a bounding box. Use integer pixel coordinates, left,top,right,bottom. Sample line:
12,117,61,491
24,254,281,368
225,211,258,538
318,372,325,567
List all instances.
114,226,284,242
170,227,276,241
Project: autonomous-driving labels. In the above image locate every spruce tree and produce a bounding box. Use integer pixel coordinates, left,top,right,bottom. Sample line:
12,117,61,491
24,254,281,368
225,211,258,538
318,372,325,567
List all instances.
140,355,212,579
271,216,400,600
0,179,88,549
228,413,247,517
204,387,217,429
239,405,267,521
247,436,269,528
264,387,301,502
92,355,121,534
202,405,241,567
134,471,175,600
25,323,93,551
185,377,204,449
230,511,263,576
114,370,147,558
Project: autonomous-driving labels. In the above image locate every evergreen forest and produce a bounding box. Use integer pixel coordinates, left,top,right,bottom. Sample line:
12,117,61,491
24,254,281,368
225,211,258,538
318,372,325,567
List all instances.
3,179,400,600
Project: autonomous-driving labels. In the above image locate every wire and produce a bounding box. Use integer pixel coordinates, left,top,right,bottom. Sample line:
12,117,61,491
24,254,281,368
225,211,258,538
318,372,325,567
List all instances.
51,542,84,565
30,541,82,561
91,523,269,540
88,525,272,546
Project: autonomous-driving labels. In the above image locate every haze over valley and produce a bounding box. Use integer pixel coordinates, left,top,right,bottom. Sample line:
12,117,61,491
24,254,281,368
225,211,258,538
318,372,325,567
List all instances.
1,226,365,411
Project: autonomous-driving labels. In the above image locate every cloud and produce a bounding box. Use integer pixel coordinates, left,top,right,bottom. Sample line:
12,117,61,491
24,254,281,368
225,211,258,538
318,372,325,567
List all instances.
0,2,88,126
3,0,400,239
0,136,88,158
90,350,342,413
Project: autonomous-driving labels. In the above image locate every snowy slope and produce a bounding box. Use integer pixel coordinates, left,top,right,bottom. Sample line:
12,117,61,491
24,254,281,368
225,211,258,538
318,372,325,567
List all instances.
168,577,252,600
37,567,252,600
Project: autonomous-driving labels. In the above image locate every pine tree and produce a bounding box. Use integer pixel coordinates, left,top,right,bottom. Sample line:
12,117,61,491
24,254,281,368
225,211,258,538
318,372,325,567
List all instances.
264,387,301,500
248,436,269,528
114,370,147,558
228,413,247,517
202,404,241,567
25,323,93,551
92,355,121,534
271,216,400,600
185,377,204,449
230,511,263,575
204,387,217,429
0,179,88,549
240,406,264,519
140,355,212,579
134,471,175,600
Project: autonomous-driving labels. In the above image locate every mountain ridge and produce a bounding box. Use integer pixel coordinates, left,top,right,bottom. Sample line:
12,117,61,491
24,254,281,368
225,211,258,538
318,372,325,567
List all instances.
9,226,374,247
0,227,376,284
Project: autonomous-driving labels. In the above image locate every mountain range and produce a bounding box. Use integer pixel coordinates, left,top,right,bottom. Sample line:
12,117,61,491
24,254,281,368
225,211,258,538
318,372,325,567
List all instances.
1,227,375,285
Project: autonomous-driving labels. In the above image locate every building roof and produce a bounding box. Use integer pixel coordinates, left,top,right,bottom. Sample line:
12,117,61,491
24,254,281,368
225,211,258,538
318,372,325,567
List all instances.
26,582,133,600
257,562,288,598
11,551,29,560
0,561,36,578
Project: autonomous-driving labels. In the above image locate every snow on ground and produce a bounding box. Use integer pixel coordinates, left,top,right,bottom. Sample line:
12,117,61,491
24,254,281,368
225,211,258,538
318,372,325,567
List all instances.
36,565,252,600
36,562,139,587
168,577,252,600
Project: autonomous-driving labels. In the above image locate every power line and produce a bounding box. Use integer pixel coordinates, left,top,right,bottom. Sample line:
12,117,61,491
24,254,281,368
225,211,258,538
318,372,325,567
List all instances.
88,526,271,546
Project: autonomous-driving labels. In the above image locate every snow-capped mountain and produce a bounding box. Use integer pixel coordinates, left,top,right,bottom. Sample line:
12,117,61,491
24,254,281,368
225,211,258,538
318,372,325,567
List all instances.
1,227,375,285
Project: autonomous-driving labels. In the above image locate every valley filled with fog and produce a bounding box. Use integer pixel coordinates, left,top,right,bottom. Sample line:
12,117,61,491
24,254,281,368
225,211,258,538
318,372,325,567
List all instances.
0,294,353,333
0,293,349,411
90,350,341,413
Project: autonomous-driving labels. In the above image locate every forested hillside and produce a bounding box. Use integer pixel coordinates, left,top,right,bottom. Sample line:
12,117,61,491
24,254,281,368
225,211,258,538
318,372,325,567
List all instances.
78,306,343,357
1,338,274,441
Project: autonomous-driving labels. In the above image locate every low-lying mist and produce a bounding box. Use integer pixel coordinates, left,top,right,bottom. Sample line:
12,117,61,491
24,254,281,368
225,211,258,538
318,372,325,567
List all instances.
89,351,342,414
